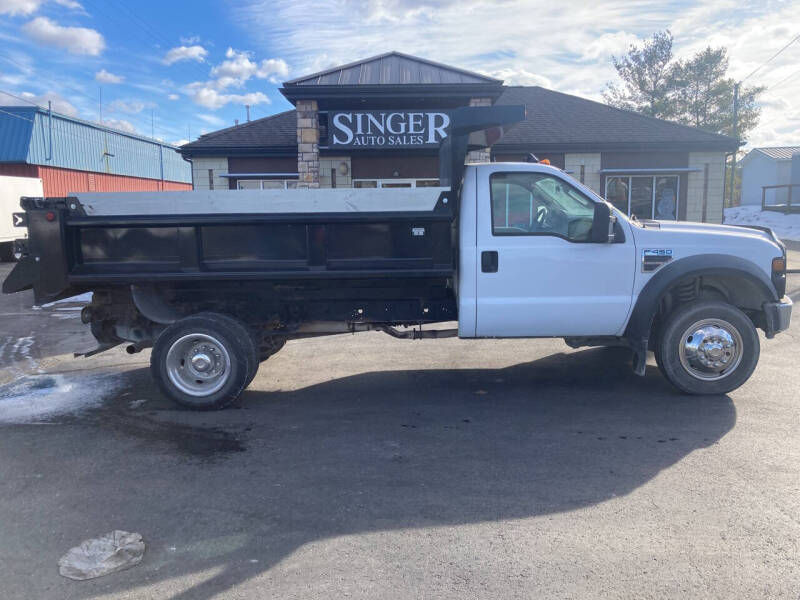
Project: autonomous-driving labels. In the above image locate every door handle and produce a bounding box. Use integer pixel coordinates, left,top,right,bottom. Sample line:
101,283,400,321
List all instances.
481,250,498,273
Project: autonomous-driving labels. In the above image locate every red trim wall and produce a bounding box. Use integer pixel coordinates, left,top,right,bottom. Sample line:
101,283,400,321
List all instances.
0,164,191,196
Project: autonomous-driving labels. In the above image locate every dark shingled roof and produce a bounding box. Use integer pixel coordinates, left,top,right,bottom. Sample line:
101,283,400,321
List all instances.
284,51,500,86
180,109,296,155
493,86,739,152
180,86,740,156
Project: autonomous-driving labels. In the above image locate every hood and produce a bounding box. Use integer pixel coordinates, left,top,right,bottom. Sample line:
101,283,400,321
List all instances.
643,220,779,244
628,218,784,282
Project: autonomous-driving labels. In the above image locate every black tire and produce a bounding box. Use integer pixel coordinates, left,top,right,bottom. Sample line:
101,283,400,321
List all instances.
0,241,16,263
258,336,286,362
244,329,261,387
656,301,760,395
150,312,257,410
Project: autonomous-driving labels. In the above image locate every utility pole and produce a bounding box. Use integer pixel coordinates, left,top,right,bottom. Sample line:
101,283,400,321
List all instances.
727,82,740,208
151,108,155,139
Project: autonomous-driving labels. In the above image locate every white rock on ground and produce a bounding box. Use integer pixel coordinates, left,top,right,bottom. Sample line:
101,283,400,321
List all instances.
58,530,145,580
724,206,800,242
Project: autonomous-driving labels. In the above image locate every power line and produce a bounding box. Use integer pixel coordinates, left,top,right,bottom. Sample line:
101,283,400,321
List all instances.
0,65,178,142
741,32,800,83
0,89,40,107
0,92,185,157
766,66,800,92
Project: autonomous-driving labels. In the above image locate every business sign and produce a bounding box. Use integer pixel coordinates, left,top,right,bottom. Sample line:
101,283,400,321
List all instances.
328,110,450,148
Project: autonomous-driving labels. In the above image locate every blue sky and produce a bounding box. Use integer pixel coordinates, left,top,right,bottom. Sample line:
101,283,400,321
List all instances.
0,0,798,148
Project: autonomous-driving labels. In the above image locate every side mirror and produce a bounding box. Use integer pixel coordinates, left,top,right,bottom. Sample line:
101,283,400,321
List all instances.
591,202,616,243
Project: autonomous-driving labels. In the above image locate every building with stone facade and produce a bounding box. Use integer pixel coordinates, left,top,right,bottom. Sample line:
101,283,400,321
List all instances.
180,52,738,223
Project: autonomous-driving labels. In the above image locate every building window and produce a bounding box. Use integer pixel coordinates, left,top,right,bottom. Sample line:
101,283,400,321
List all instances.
236,179,299,190
353,178,440,189
605,175,679,220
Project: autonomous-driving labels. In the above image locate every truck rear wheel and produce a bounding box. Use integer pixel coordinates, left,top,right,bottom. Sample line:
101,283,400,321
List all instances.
656,301,759,395
151,313,257,410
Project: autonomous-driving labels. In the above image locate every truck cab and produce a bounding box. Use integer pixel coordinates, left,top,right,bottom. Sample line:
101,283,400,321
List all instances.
459,162,634,339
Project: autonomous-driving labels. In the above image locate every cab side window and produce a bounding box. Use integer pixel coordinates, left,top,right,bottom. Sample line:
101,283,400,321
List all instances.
490,172,596,242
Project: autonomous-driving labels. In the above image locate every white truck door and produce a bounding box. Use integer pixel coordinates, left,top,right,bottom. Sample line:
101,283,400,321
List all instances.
475,165,635,337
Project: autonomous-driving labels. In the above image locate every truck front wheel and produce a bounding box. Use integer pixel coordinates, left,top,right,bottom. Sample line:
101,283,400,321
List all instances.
151,313,256,410
656,301,760,395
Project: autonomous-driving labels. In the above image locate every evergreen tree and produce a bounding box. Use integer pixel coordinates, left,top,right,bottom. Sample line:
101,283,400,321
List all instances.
603,31,677,120
604,32,763,140
670,47,763,139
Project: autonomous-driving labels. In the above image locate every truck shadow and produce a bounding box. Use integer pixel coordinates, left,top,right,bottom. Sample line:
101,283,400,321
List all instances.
45,348,737,598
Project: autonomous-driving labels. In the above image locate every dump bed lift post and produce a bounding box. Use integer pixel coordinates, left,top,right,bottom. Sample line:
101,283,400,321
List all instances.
438,105,526,194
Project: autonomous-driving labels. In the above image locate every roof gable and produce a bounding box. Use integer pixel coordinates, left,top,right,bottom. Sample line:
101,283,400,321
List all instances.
494,86,739,151
284,51,501,86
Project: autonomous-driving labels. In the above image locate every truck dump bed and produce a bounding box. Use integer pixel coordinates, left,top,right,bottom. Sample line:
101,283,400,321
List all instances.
3,187,455,303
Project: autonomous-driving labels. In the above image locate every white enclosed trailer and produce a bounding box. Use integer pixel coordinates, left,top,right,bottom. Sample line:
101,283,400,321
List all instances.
0,174,42,261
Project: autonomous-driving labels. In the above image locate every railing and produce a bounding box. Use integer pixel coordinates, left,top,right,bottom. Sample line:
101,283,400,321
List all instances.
762,184,800,214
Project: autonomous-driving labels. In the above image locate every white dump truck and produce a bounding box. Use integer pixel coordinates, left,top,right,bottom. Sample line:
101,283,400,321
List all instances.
3,106,792,409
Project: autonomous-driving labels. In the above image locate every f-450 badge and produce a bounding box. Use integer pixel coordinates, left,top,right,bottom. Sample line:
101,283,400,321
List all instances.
642,249,673,272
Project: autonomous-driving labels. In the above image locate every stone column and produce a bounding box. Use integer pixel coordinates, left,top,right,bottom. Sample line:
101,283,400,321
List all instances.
296,99,319,188
466,97,492,164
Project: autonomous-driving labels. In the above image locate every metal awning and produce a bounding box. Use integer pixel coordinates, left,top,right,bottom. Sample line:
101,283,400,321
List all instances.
599,168,702,174
218,172,299,179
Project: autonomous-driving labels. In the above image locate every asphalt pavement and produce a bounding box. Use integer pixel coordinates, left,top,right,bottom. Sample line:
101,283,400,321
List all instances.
0,262,798,599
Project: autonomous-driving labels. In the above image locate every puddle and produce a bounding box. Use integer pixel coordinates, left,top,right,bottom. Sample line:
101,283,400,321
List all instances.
110,416,246,458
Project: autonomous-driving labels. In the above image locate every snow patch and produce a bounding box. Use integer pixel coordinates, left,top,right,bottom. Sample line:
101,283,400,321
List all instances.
36,292,93,308
0,373,121,424
724,206,800,242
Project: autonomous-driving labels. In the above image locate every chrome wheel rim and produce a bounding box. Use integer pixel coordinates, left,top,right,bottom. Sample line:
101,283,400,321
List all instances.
678,318,743,381
165,333,230,397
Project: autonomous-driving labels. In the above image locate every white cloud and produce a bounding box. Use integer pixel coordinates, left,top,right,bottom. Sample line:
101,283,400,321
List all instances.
186,83,270,110
162,45,208,65
0,0,83,14
486,67,551,88
233,0,800,145
180,35,200,45
0,0,41,15
108,99,152,114
172,138,190,146
99,118,137,134
95,69,124,84
53,0,84,10
197,113,225,126
210,48,289,88
582,31,641,61
167,93,179,100
22,16,104,55
2,90,78,116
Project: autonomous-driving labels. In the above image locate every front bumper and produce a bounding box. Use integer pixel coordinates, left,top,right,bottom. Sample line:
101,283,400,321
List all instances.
763,297,793,338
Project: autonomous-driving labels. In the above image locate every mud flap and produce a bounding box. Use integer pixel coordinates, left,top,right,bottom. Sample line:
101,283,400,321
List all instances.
631,340,648,376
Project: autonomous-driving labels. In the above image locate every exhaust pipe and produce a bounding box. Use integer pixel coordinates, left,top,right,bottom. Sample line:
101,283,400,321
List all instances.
125,342,151,354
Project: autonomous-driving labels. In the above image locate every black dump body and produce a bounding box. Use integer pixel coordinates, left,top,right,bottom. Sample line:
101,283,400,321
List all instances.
3,192,459,323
